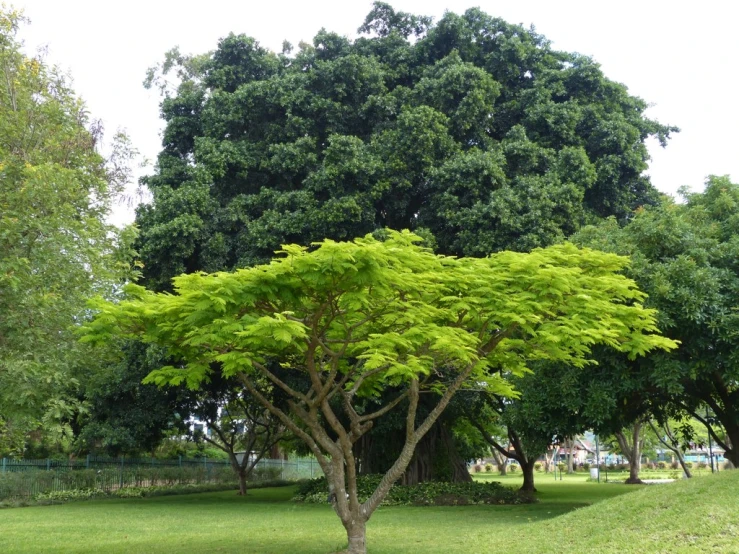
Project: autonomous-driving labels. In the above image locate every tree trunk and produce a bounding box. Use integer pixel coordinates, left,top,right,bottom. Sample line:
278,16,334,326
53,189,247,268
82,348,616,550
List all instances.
520,459,537,492
491,449,507,476
544,449,554,473
647,420,691,478
566,437,575,474
344,519,367,554
725,427,739,469
238,470,247,496
402,422,471,484
676,452,692,479
627,455,641,483
616,423,644,485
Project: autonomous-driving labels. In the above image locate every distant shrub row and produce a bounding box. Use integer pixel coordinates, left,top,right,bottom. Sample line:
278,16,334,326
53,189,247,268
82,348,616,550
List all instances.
0,464,284,501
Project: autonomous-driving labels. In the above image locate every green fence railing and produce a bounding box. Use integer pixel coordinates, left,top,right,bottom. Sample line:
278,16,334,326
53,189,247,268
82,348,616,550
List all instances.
0,455,320,500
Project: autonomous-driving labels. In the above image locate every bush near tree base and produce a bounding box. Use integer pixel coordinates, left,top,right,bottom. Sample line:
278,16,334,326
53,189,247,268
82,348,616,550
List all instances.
293,475,534,506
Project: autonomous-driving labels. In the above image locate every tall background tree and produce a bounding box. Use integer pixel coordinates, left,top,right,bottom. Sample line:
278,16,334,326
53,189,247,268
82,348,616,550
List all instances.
0,8,136,456
137,1,676,290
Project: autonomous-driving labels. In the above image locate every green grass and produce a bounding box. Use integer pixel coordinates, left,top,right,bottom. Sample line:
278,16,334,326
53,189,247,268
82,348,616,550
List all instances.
2,471,737,553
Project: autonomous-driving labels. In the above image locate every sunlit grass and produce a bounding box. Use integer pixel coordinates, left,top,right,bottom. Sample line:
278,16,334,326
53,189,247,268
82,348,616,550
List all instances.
2,470,737,553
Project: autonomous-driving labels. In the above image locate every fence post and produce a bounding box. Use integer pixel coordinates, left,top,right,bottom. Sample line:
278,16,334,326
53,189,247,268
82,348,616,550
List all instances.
1,457,5,473
85,454,90,470
46,458,51,471
178,455,182,468
119,456,124,489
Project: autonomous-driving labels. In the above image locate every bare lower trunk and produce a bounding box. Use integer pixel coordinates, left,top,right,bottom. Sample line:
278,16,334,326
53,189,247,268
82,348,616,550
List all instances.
725,428,739,469
566,437,575,474
491,449,507,475
544,449,554,473
677,453,692,479
616,423,644,485
344,519,367,554
520,459,537,492
647,420,691,478
402,422,471,484
238,471,247,496
627,458,642,484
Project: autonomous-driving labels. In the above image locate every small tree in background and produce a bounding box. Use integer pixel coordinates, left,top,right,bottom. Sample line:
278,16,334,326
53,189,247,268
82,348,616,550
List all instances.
83,231,674,554
190,373,285,495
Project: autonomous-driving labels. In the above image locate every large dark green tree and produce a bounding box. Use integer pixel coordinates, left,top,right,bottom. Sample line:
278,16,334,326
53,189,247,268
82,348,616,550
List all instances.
137,2,675,292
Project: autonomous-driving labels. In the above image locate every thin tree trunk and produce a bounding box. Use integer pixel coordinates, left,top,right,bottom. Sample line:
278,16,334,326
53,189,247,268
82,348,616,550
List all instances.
238,470,247,496
566,437,575,474
676,453,692,478
647,420,692,478
544,449,554,473
491,449,507,475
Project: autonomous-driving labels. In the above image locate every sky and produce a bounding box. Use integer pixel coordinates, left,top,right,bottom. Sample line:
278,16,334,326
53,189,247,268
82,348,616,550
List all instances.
16,0,739,226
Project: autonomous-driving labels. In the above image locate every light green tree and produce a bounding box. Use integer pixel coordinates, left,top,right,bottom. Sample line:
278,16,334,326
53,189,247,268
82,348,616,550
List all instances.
83,231,674,553
0,8,136,455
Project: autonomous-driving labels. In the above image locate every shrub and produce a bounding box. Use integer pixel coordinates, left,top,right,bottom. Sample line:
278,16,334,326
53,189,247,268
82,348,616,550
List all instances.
34,488,106,502
293,475,536,506
533,462,543,472
582,463,590,471
607,463,617,471
670,461,679,470
556,462,566,471
508,464,519,473
657,461,667,469
250,465,283,482
484,463,493,473
684,461,694,469
697,461,708,469
723,460,734,470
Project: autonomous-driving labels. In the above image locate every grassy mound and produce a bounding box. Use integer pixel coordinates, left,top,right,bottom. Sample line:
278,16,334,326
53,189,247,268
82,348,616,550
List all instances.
537,470,739,553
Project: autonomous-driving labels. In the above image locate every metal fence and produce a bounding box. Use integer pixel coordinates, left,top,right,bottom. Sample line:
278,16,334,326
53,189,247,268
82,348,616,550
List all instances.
0,456,321,500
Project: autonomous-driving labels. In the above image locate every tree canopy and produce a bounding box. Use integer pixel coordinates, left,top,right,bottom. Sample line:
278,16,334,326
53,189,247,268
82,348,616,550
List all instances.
0,8,136,454
137,2,676,291
83,230,675,553
573,175,739,466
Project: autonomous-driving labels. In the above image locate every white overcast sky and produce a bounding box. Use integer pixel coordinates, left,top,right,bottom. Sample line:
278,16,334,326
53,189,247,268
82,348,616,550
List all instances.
17,0,739,226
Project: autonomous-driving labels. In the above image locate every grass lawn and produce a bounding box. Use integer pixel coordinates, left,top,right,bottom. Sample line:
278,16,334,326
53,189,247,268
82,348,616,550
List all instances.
2,470,737,553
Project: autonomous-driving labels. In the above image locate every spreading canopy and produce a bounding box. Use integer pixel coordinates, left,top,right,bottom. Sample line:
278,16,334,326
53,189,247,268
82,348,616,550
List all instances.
82,230,675,554
84,231,673,396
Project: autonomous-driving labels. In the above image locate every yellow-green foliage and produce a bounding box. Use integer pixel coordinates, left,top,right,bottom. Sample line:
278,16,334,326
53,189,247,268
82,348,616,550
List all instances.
83,230,675,397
